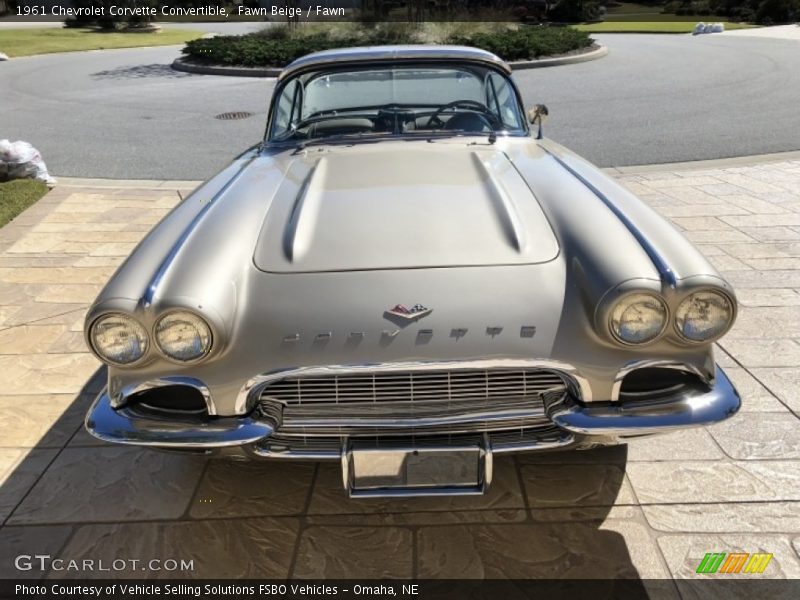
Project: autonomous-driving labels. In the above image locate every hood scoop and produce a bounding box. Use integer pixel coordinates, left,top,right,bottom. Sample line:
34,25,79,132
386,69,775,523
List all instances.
254,147,559,273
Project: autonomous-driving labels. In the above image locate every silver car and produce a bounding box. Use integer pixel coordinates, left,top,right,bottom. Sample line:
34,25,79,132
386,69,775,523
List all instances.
84,46,740,497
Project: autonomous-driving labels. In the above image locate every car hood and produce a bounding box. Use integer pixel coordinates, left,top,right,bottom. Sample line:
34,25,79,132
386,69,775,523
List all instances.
253,146,559,273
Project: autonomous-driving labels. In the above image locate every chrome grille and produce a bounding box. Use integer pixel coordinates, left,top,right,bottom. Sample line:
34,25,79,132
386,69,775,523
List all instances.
261,369,565,404
258,368,566,439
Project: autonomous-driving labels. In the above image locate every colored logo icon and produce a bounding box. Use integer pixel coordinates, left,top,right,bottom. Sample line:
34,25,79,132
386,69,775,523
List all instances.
696,552,773,574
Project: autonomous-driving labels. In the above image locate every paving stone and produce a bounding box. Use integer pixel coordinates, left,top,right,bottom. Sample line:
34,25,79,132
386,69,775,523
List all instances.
189,459,315,518
0,526,74,579
716,174,786,194
0,325,68,354
720,242,800,259
626,461,800,504
727,306,800,339
0,394,86,448
722,366,790,412
0,353,100,395
87,242,137,257
643,502,800,533
0,305,21,327
52,518,299,579
709,412,800,459
0,448,57,523
0,266,114,284
294,525,413,578
8,447,206,524
670,217,734,231
719,339,800,367
725,269,800,289
745,257,800,270
749,368,800,414
416,521,664,580
735,288,800,307
644,176,722,188
658,187,724,205
655,204,751,217
708,254,751,272
718,194,790,214
738,226,800,242
33,284,100,304
684,230,756,244
624,428,724,462
520,463,638,508
722,214,800,227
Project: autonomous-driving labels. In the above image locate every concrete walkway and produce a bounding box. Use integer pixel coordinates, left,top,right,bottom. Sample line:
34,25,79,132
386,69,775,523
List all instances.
0,159,799,589
722,24,800,40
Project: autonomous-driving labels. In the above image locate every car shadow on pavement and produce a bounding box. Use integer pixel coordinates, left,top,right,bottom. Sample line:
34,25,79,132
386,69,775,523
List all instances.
91,64,195,80
0,370,657,596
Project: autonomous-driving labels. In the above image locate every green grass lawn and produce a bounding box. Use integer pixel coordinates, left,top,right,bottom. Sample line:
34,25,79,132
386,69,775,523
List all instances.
576,21,758,33
0,180,49,228
0,27,202,58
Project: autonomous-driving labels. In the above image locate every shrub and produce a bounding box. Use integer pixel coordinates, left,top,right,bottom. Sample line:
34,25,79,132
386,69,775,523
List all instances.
182,24,594,67
755,0,800,23
548,0,602,22
447,26,593,61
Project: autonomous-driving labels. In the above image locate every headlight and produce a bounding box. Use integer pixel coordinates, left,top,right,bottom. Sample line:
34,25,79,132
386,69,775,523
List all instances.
675,291,734,342
155,312,212,362
90,314,149,365
609,293,668,345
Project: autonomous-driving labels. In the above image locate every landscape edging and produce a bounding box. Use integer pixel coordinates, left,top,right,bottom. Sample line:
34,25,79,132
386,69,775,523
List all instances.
171,44,608,78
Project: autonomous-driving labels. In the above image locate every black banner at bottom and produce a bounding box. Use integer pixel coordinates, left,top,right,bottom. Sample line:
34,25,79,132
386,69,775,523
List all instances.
4,579,800,600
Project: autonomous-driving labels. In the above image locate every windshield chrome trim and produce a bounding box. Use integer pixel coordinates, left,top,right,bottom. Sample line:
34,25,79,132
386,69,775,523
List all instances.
264,58,530,143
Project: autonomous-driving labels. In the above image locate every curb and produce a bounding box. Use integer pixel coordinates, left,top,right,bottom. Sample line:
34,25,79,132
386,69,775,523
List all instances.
53,149,800,188
601,149,800,175
509,44,608,69
170,44,608,78
56,177,202,189
172,57,281,77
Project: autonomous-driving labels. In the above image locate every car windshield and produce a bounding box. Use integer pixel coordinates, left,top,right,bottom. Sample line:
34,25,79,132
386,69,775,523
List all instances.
268,63,527,143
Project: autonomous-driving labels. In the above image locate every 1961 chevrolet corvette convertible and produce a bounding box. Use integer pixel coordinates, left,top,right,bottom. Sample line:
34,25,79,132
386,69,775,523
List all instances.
85,46,740,497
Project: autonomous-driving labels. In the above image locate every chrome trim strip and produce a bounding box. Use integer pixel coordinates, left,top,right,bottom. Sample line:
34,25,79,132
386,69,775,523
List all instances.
610,360,710,402
253,431,574,460
236,358,593,414
86,391,271,448
141,156,256,308
545,150,678,288
548,365,739,436
115,376,217,416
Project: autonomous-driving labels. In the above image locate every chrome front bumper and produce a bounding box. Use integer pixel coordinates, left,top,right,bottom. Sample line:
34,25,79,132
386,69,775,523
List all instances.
86,365,739,496
86,365,740,449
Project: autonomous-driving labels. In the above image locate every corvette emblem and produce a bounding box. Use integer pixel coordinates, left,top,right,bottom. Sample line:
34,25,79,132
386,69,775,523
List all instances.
385,303,433,321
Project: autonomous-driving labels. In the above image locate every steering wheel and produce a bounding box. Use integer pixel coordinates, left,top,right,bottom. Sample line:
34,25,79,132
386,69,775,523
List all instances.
425,100,496,130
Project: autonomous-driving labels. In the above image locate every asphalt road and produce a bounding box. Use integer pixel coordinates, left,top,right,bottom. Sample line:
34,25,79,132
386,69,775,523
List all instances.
1,33,799,180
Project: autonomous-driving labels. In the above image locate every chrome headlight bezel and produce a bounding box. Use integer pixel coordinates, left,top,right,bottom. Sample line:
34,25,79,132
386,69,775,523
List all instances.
154,310,213,364
674,289,736,344
608,292,669,346
89,313,150,367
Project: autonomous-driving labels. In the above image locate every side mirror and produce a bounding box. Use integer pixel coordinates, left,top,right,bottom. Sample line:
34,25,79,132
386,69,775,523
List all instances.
528,104,549,139
528,104,549,124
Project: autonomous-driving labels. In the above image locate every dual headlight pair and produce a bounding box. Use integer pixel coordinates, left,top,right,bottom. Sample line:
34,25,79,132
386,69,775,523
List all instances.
610,290,734,345
89,312,212,366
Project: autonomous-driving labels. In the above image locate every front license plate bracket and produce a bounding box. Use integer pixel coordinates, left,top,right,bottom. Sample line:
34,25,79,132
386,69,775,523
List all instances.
341,435,493,498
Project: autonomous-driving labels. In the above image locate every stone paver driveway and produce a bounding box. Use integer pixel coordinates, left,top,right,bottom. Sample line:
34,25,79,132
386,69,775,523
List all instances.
1,159,799,593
